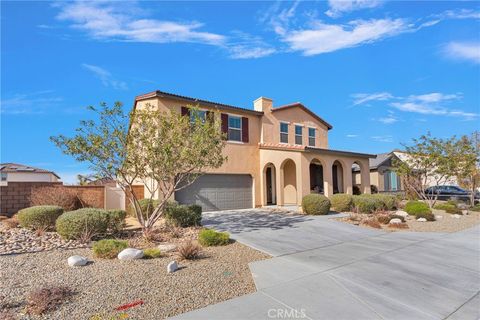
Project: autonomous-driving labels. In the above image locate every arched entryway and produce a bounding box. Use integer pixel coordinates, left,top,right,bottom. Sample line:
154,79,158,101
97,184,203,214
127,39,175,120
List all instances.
352,161,362,194
309,159,324,195
281,159,297,205
263,163,277,205
332,160,344,194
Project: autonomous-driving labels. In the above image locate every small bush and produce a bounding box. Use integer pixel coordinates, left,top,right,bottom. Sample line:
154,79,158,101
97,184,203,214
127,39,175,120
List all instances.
445,206,462,214
127,199,159,219
92,239,128,259
302,194,331,215
433,203,457,212
143,248,162,259
404,201,431,216
26,285,73,315
2,216,19,229
389,222,409,229
470,205,480,212
165,204,202,227
330,194,353,212
363,218,381,229
376,215,391,224
353,195,378,214
55,208,109,240
352,185,361,195
376,194,398,210
415,211,436,221
198,229,230,246
17,206,64,230
105,210,126,233
177,241,201,260
370,185,378,194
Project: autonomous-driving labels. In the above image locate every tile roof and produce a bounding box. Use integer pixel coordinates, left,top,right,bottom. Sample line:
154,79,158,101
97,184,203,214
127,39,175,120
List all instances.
0,163,60,179
135,90,264,116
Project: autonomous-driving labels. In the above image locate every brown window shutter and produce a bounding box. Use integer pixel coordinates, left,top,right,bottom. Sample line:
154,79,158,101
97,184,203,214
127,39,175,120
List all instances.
181,106,190,117
221,113,228,134
206,110,214,123
241,117,249,143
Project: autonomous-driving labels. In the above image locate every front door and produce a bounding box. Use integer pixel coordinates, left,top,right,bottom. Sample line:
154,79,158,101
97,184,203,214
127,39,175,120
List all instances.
266,167,274,205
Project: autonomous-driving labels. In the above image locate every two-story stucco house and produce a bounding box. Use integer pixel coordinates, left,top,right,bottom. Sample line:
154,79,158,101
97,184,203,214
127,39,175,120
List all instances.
134,90,375,212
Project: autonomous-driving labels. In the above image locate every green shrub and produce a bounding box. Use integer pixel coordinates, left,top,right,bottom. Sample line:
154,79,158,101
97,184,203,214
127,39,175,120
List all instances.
17,206,64,230
92,239,128,259
302,194,331,215
415,211,436,221
376,214,391,224
198,229,230,246
470,205,480,212
127,199,160,219
330,194,353,212
376,194,398,210
404,201,431,216
433,203,453,211
105,210,126,233
353,195,378,213
55,208,109,240
143,248,162,259
165,204,202,227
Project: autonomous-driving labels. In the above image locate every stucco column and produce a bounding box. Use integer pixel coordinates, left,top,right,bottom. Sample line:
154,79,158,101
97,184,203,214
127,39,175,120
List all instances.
296,155,310,205
344,163,353,195
260,167,266,206
323,160,333,197
277,165,284,206
361,160,371,194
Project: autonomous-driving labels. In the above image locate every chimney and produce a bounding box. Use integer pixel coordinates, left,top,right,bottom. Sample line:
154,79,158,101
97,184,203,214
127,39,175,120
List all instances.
253,97,273,113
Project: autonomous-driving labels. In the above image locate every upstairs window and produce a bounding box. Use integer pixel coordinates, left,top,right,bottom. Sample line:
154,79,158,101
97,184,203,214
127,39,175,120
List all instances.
280,122,289,143
308,128,316,146
295,125,303,145
228,115,242,141
190,110,206,124
1,172,6,181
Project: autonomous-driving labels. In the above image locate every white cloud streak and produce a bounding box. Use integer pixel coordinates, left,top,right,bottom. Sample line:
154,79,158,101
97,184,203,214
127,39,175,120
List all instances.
352,92,393,106
443,42,480,64
371,135,393,143
325,0,382,18
82,64,127,90
0,91,63,114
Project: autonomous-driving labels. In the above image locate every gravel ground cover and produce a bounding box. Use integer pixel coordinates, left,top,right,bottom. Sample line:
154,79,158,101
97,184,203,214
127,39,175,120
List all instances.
338,209,480,233
0,242,269,319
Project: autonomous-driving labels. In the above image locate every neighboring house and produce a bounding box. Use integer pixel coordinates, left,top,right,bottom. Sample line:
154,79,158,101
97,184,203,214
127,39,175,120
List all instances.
353,152,403,193
0,163,61,216
0,163,60,186
133,90,375,212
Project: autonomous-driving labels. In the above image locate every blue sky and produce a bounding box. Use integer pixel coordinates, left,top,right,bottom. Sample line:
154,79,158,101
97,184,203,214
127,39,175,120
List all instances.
1,1,479,183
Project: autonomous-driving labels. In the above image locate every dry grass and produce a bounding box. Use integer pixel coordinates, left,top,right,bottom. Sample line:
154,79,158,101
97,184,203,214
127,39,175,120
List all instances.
2,216,19,229
26,285,73,315
177,241,202,260
388,222,409,229
362,217,381,229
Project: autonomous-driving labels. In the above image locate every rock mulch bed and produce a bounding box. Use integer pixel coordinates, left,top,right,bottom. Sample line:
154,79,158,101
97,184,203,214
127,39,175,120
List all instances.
338,210,480,233
0,242,269,320
0,227,87,255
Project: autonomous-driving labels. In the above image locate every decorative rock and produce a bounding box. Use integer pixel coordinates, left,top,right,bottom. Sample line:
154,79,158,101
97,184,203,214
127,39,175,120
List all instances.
158,243,177,253
416,218,427,222
394,210,409,218
389,218,402,224
167,261,178,273
452,214,461,219
68,255,88,267
435,215,443,219
457,203,468,210
118,248,144,260
462,210,469,215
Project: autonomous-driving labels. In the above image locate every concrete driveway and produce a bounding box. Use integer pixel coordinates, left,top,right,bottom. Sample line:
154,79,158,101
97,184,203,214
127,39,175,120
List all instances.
173,209,480,320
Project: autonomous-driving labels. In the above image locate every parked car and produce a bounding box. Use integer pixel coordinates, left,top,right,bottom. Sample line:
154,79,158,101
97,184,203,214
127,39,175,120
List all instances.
425,185,480,203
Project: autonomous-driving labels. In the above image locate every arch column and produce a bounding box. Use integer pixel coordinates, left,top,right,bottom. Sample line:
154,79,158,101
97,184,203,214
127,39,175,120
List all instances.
344,163,353,195
277,164,284,205
298,155,310,205
360,160,371,194
323,160,334,197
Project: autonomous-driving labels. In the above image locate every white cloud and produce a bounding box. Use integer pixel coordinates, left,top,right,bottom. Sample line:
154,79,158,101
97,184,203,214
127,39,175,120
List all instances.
352,92,393,106
1,91,63,114
82,64,127,90
377,116,398,124
434,9,480,20
325,0,382,18
283,18,412,56
56,1,225,45
227,32,276,59
353,91,477,120
346,134,358,138
443,42,480,64
371,135,393,143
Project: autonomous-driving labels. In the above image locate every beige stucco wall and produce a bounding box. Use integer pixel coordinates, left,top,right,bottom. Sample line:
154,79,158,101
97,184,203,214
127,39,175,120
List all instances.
5,172,58,183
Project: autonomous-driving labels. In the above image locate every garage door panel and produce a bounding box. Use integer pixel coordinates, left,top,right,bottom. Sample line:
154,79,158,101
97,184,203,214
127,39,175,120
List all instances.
175,174,252,211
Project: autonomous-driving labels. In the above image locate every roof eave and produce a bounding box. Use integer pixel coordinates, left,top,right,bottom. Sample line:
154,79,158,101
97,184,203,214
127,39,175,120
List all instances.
305,147,376,158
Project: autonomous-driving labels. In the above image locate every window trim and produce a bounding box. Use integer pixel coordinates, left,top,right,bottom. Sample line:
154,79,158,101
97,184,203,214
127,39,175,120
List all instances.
294,124,303,145
0,172,7,182
280,122,289,144
308,127,316,147
189,109,207,124
227,114,242,142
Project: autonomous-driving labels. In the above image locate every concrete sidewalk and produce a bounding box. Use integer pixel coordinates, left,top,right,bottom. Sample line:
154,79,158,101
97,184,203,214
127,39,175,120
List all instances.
172,210,480,320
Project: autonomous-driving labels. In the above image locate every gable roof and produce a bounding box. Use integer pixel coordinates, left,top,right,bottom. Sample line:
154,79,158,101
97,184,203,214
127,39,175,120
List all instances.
135,90,264,116
271,102,333,130
0,163,60,179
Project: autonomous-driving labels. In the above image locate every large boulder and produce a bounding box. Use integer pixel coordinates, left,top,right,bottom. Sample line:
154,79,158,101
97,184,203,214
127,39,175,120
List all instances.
389,218,402,225
67,255,88,267
394,210,409,218
416,218,427,222
118,248,144,260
